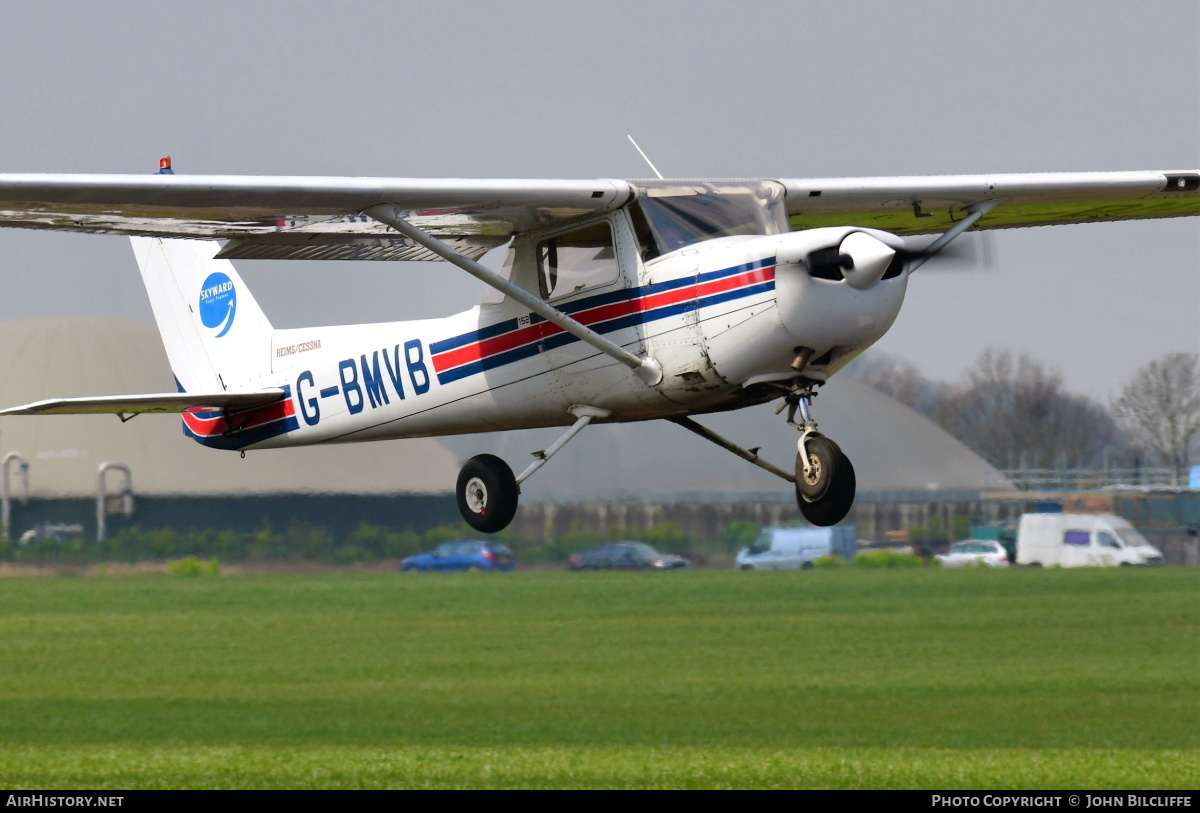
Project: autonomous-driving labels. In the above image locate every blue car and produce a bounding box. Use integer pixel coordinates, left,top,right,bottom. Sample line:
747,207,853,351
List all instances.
401,540,516,572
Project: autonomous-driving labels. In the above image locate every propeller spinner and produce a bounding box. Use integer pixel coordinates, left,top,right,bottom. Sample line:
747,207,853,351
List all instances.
806,232,901,290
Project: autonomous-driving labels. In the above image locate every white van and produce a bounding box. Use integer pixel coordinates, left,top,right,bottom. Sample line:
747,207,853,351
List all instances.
736,526,857,571
1016,513,1163,567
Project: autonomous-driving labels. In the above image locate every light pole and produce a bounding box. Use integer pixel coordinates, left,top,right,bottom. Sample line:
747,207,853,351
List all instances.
2,452,30,543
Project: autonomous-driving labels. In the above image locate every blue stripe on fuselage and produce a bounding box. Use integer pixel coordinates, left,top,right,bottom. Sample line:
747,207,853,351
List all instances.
432,268,776,385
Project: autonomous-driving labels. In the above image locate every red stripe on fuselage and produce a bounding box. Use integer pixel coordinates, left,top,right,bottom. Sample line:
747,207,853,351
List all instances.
432,266,774,374
182,399,295,437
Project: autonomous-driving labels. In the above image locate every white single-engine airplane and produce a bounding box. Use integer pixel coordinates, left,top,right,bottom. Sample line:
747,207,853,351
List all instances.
0,160,1196,531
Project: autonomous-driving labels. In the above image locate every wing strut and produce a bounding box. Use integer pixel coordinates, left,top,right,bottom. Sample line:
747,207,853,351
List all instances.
907,201,998,272
364,204,663,386
515,405,612,486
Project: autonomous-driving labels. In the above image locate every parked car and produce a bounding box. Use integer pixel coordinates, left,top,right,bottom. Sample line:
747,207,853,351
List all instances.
735,525,857,571
568,542,689,570
935,539,1010,568
401,540,515,572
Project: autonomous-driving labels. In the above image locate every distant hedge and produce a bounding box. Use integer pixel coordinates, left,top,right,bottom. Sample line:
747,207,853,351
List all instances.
851,550,930,568
0,522,453,564
0,519,734,565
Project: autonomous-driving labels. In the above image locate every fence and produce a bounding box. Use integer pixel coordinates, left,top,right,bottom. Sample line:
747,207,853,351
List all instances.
991,467,1182,491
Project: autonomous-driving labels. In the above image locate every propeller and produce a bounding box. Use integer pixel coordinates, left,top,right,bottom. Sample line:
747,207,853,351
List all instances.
899,231,996,272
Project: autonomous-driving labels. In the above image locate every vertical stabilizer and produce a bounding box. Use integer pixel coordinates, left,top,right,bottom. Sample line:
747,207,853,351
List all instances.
130,236,273,393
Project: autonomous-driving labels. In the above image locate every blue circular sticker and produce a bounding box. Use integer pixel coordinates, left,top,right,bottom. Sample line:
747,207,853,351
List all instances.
198,272,237,338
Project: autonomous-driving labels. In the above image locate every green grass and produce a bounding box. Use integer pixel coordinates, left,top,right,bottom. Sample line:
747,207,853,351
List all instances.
0,568,1196,788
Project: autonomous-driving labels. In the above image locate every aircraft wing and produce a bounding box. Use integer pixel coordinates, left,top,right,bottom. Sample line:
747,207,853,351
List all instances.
0,389,286,417
779,170,1200,235
0,174,632,260
0,170,1197,255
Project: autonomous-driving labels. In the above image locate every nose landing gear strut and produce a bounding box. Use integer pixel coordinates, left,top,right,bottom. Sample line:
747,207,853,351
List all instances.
669,382,857,528
782,386,856,526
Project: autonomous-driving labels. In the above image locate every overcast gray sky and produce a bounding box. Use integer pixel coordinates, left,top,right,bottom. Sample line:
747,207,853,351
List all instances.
0,0,1195,401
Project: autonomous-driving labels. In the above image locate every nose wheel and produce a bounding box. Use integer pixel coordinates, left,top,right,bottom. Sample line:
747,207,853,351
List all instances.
796,434,840,502
783,386,856,526
795,434,856,526
456,454,519,533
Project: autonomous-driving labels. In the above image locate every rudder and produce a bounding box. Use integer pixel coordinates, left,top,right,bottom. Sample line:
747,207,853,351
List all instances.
130,236,274,393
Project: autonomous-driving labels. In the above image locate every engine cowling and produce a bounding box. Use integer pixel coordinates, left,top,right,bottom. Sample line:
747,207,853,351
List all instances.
692,228,911,391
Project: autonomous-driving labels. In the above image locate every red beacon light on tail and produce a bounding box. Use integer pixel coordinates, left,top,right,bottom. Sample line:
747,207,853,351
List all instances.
157,157,174,175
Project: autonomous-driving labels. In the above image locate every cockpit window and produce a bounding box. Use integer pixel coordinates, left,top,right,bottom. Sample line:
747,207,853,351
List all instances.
632,181,786,258
536,220,619,301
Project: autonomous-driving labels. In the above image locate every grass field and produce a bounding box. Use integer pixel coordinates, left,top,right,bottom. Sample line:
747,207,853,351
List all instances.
0,568,1196,788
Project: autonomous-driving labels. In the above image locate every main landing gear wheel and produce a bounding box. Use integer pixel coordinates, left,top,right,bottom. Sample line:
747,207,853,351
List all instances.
456,454,519,534
795,435,856,527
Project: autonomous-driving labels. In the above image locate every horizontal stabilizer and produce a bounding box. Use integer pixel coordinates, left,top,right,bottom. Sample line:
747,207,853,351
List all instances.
0,389,287,417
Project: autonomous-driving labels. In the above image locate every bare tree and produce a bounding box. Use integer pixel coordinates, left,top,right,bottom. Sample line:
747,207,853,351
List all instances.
937,349,1125,470
1112,353,1200,485
851,348,1127,471
843,351,945,417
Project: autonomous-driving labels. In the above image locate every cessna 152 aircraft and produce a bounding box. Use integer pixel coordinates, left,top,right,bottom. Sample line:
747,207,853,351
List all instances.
0,160,1197,531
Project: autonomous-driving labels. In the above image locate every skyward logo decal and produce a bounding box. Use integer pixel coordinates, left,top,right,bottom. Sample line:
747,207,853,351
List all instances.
199,272,237,338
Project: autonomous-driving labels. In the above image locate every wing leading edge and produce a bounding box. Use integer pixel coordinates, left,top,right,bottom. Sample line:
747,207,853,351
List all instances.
0,169,1195,252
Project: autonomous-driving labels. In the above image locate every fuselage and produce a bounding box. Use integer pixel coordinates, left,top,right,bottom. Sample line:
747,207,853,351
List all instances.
183,182,911,451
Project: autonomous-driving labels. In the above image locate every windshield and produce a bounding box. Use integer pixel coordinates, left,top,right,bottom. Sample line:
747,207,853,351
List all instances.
435,541,482,556
632,181,786,258
1113,526,1150,548
628,543,659,558
748,531,772,556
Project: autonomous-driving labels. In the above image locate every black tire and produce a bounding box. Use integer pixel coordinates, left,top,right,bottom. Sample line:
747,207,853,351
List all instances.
797,444,856,527
795,435,841,502
801,561,815,570
456,454,519,534
739,565,754,571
